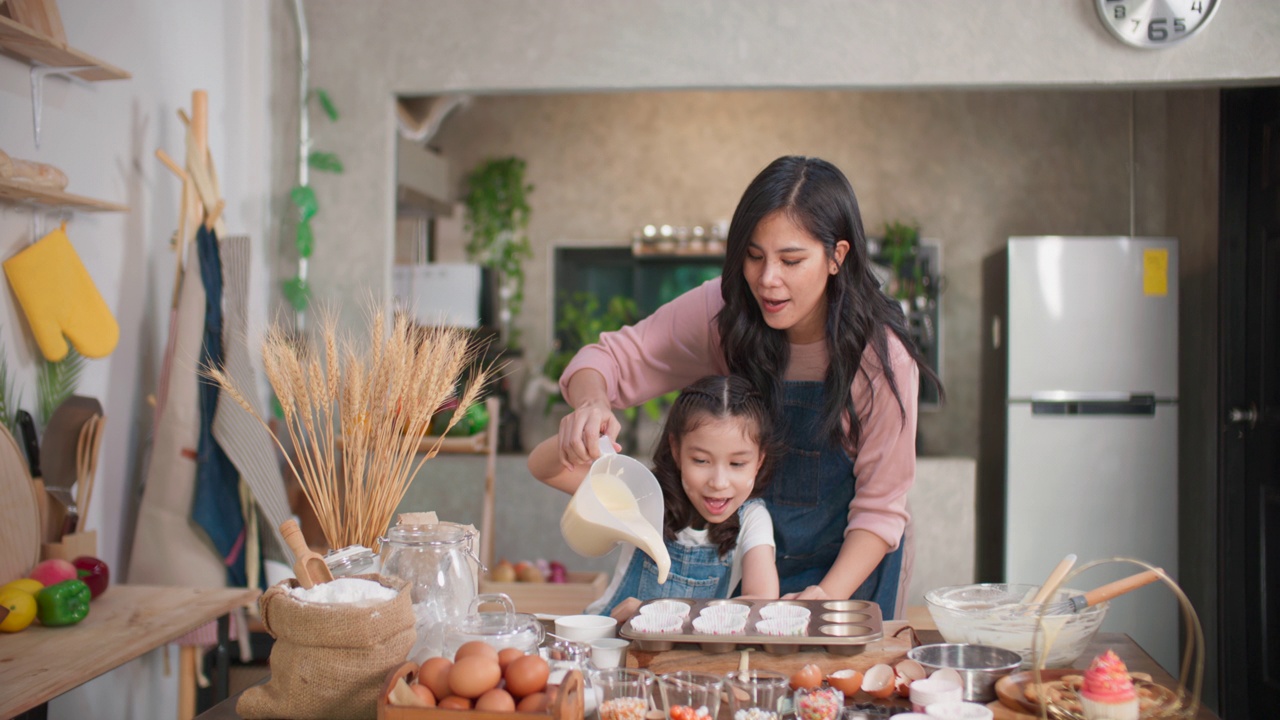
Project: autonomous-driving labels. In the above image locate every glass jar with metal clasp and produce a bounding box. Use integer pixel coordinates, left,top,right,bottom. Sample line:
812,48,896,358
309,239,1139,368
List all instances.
379,522,483,662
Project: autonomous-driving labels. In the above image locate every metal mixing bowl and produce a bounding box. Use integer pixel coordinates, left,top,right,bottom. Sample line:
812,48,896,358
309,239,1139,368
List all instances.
925,583,1108,667
907,642,1023,702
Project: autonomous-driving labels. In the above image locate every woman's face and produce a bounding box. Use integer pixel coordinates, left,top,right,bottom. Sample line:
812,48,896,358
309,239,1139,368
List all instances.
742,211,849,344
673,415,765,527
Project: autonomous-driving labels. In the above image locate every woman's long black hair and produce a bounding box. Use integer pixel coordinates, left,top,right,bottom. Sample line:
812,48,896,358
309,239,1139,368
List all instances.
717,156,943,450
651,375,779,556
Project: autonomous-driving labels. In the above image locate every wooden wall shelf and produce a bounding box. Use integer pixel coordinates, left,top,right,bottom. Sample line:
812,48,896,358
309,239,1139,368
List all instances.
0,15,130,81
0,178,128,212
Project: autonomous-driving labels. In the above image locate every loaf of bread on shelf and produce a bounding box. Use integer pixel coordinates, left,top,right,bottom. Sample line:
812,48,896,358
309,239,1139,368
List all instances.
0,149,70,189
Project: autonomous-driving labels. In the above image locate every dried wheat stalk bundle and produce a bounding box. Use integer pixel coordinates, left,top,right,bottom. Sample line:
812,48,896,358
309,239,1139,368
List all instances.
208,308,494,550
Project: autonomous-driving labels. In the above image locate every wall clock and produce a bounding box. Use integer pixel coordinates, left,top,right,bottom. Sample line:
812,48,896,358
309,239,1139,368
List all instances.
1096,0,1220,49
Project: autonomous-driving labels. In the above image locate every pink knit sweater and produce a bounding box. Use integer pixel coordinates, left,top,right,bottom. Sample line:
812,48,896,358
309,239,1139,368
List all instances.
560,278,919,550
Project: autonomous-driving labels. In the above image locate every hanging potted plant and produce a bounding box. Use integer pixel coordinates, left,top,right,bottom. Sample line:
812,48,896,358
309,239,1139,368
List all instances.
463,157,533,349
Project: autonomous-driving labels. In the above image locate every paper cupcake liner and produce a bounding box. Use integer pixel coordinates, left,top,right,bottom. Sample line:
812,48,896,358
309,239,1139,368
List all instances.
754,617,807,636
630,613,684,634
1078,695,1140,720
692,614,747,635
640,600,693,618
699,603,751,620
758,603,811,621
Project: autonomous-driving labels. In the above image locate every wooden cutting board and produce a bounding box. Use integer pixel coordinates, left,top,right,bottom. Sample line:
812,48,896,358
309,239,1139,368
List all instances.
0,424,41,584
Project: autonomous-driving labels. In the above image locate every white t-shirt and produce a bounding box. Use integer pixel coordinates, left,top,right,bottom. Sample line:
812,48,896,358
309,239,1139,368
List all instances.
585,500,775,614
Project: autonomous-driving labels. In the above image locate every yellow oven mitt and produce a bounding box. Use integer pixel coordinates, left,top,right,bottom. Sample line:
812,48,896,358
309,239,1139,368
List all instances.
3,224,119,361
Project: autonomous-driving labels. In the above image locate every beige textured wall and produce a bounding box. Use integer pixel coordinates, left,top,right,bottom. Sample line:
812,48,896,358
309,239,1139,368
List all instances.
428,89,1154,457
283,0,1280,333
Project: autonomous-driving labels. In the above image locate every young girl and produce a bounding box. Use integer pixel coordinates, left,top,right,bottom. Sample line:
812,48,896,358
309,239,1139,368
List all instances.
528,374,780,619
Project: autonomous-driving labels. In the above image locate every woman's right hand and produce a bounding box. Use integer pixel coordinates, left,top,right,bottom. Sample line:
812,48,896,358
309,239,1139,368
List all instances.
558,398,621,469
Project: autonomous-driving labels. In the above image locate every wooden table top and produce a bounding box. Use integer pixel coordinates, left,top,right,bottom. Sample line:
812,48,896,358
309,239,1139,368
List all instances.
0,584,260,718
196,606,1220,720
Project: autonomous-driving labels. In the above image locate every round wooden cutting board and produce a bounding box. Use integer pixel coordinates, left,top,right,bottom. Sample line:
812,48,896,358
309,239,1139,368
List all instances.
0,424,41,584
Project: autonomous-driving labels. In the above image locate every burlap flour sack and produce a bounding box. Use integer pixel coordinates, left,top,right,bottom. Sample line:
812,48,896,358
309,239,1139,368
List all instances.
237,574,414,720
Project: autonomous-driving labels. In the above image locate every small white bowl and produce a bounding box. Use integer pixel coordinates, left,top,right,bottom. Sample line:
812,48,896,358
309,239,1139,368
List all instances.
590,637,631,668
555,614,618,643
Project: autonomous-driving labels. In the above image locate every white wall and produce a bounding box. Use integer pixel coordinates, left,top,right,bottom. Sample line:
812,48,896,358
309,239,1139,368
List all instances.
0,1,271,717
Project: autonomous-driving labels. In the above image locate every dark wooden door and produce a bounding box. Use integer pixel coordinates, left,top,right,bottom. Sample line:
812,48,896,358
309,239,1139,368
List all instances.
1219,86,1280,719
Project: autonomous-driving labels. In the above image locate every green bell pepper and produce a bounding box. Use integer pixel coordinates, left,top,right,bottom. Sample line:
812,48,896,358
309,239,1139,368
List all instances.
35,579,91,627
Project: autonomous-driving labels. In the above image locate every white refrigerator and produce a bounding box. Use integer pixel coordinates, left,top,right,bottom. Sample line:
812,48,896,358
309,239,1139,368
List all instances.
979,236,1179,672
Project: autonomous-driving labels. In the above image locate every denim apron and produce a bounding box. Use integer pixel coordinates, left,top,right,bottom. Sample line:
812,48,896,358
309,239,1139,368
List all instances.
596,500,763,616
766,381,904,619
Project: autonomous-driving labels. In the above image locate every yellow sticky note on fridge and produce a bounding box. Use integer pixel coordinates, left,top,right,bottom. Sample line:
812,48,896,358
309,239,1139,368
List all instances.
1143,249,1168,296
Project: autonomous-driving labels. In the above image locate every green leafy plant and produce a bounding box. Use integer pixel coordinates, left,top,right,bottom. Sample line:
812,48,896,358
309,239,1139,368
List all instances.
37,348,84,427
0,332,21,435
541,292,677,424
881,220,921,301
283,89,344,314
464,157,533,348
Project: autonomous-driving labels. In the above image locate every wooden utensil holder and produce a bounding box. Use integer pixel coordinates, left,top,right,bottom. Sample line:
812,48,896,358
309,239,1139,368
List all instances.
42,530,97,561
33,477,98,560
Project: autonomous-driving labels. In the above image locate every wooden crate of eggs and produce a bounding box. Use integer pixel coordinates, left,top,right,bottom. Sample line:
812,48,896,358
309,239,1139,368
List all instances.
379,642,585,720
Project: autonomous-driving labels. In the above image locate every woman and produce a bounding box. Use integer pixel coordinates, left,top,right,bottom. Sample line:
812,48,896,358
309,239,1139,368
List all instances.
556,156,941,618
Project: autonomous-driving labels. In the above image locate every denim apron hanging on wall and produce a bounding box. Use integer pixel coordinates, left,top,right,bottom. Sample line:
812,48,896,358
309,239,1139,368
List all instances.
596,499,765,616
766,381,904,618
192,225,247,586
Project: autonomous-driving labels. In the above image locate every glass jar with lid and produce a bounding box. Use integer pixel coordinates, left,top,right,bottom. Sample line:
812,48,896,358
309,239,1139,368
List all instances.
380,522,481,661
323,544,379,578
443,592,545,659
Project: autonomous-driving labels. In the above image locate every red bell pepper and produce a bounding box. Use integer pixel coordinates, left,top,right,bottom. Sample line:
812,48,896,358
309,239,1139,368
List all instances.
72,556,110,599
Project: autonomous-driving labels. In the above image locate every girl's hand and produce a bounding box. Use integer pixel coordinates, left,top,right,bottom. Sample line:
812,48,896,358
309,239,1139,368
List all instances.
610,597,642,623
558,399,622,468
782,585,832,601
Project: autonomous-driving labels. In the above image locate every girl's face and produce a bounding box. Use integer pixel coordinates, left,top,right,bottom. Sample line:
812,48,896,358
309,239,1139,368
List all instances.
743,211,849,344
672,415,765,527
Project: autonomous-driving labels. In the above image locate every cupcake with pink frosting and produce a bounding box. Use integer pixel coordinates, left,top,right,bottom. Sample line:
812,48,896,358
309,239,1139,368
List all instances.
1079,650,1139,720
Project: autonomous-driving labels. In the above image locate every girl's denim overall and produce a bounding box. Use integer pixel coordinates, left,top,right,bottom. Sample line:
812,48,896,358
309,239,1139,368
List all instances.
596,499,763,616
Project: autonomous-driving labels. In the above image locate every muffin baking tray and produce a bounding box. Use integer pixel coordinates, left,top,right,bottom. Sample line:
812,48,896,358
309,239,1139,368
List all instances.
618,598,883,655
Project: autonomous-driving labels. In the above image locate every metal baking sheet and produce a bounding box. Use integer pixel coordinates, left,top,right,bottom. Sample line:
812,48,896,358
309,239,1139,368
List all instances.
618,598,883,655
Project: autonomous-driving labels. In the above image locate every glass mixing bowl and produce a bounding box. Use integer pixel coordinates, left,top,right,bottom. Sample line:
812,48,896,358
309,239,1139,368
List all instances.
925,583,1107,668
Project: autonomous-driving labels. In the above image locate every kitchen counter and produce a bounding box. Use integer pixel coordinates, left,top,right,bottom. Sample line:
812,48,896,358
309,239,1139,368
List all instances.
1,584,260,718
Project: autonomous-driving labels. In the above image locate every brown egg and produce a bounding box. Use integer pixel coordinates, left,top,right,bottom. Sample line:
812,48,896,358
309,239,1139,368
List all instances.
861,664,896,699
411,683,437,707
498,647,526,671
476,687,517,712
504,654,551,698
455,640,500,663
826,668,863,696
438,695,473,710
450,656,503,698
790,663,823,691
420,657,454,701
517,692,549,712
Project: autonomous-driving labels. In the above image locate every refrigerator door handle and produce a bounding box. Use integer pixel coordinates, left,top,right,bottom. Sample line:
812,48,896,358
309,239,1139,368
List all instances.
1028,393,1157,416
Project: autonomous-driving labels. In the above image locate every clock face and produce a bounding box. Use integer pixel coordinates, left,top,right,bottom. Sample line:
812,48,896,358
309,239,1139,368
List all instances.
1096,0,1220,49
